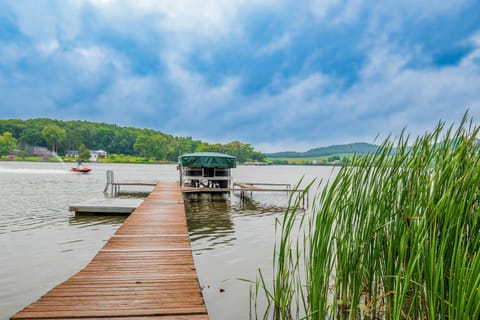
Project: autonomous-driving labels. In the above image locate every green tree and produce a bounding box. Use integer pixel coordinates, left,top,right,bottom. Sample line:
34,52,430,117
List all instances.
134,135,152,158
134,134,168,160
41,125,66,153
95,128,114,150
251,151,266,162
225,141,254,162
78,144,91,161
166,139,179,161
18,127,44,147
0,132,17,156
110,129,136,154
195,142,211,152
0,120,25,138
64,128,84,151
328,155,340,162
0,118,267,161
152,134,168,160
223,140,266,162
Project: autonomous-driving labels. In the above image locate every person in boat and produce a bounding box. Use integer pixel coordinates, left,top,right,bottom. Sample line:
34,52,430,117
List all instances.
76,160,83,168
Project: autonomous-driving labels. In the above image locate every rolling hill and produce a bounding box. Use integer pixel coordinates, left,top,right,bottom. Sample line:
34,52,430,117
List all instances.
267,142,379,158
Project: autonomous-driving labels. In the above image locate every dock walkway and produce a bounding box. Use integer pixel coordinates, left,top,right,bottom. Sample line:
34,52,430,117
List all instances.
11,182,208,320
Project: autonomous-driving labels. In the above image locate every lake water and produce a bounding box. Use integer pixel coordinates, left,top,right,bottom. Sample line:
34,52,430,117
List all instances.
0,161,336,320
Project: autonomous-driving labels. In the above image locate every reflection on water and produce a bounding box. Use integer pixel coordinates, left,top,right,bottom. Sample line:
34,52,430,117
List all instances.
185,194,236,252
233,198,290,217
113,191,151,198
69,214,127,226
185,193,288,254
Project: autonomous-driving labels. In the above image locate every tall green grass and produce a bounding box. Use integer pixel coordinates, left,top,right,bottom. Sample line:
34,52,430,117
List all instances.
252,115,480,319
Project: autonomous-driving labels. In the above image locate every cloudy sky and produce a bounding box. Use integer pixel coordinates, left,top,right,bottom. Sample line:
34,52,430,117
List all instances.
1,0,480,152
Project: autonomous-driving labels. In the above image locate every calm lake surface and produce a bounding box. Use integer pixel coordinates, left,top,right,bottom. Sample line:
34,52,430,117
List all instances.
0,161,335,320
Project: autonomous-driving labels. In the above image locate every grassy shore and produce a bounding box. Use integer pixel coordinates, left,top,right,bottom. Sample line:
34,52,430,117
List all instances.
0,154,175,164
252,115,480,319
266,154,354,165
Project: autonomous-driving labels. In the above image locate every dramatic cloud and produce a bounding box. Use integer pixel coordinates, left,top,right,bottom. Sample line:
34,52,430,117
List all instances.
0,0,479,152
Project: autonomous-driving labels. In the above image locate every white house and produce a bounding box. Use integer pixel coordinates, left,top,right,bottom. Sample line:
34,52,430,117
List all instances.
89,150,108,162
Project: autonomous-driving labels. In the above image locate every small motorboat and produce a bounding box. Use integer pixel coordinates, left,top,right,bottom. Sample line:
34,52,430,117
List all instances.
71,167,92,173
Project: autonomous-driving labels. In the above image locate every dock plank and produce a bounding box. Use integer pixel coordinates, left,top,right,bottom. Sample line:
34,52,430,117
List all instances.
10,182,208,320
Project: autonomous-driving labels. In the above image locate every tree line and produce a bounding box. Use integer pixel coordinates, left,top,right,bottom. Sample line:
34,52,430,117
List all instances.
0,118,266,163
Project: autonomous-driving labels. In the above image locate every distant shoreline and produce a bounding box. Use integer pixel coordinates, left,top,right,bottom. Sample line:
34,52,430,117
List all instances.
0,157,346,167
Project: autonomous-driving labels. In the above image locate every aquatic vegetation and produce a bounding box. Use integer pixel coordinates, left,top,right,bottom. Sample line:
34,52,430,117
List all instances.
252,114,480,319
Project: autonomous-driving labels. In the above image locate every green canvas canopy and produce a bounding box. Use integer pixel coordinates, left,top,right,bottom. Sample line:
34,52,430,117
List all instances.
178,152,236,169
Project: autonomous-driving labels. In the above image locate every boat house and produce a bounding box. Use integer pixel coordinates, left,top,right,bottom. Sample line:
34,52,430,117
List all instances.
178,152,236,189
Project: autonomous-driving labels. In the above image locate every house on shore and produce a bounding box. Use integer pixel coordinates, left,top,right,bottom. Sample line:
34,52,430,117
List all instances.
89,150,108,162
65,149,108,162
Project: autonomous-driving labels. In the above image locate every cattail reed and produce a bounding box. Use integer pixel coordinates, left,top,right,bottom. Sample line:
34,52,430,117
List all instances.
251,113,480,319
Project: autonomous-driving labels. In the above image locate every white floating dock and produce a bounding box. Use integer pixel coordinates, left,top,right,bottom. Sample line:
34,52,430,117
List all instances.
69,198,144,214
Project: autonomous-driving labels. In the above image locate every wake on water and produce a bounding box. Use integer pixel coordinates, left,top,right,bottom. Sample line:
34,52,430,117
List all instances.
0,151,70,174
0,166,70,174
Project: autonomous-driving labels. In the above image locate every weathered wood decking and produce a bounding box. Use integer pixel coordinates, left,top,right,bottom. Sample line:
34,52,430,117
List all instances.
11,182,208,320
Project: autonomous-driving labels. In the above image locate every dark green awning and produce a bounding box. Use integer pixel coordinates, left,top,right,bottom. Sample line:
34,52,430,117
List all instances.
178,152,236,168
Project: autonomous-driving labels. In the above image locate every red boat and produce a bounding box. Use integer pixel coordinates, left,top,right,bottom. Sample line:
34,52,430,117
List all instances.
71,167,92,173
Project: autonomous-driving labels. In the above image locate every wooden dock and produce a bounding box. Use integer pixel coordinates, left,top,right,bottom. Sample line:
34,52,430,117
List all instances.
11,182,208,320
232,182,308,207
181,182,293,193
233,182,292,192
